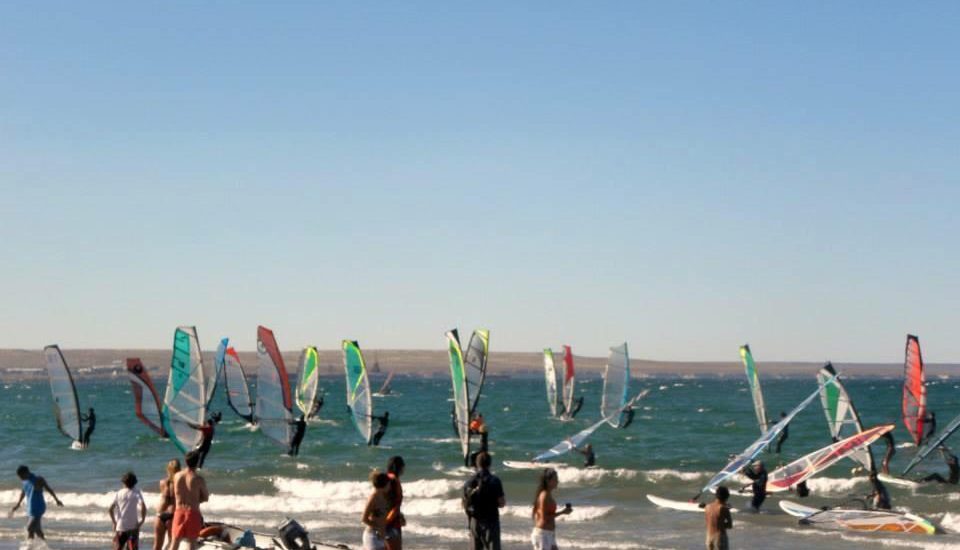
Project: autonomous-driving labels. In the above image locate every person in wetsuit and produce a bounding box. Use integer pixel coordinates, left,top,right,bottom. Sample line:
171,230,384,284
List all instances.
288,415,307,456
371,411,390,446
309,394,324,418
742,461,768,512
568,396,584,418
868,471,891,510
921,448,959,484
925,412,937,445
575,444,595,468
881,431,895,475
80,407,96,448
774,411,789,454
621,406,636,429
191,413,220,468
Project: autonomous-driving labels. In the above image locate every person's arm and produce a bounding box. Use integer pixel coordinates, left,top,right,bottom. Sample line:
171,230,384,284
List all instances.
38,477,63,506
722,506,733,529
11,489,25,512
360,494,382,536
138,492,147,527
109,499,117,529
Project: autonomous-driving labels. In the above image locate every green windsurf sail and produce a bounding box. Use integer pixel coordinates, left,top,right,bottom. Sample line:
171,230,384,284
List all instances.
446,329,471,463
296,346,322,418
817,363,874,472
343,340,373,444
162,327,206,454
741,344,768,435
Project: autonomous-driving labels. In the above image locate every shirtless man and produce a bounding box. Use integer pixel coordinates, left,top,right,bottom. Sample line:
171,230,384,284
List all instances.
704,486,733,550
170,451,208,550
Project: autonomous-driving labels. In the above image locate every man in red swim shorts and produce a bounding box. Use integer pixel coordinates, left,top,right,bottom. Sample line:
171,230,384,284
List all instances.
170,451,208,550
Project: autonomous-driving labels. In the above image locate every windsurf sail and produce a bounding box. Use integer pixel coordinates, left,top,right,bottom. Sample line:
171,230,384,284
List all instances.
446,329,471,462
902,413,960,475
220,342,254,422
43,345,82,443
561,345,576,417
463,329,489,414
902,334,927,446
162,327,206,454
295,346,321,418
255,326,293,448
534,390,650,462
543,348,559,417
343,340,373,444
817,363,874,471
741,344,768,435
699,373,837,498
600,343,630,428
127,358,166,437
376,371,395,395
205,337,224,407
766,424,894,492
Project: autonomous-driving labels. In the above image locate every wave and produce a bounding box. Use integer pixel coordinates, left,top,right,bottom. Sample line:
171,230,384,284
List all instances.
643,469,708,483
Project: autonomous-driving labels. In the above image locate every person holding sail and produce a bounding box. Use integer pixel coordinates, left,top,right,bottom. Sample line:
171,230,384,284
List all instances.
80,407,96,448
370,411,390,446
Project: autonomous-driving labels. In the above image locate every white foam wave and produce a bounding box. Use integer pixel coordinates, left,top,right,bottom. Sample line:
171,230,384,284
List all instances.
643,469,707,482
803,476,867,495
938,512,960,533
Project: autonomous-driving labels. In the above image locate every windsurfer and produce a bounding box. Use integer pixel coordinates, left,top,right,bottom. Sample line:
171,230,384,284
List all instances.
574,444,595,468
190,414,220,469
288,415,307,456
741,461,767,512
924,412,937,445
774,412,788,454
371,411,390,446
170,451,209,550
309,395,324,418
868,471,891,510
881,431,895,475
568,396,584,418
80,407,96,448
920,448,959,484
621,406,636,429
469,413,486,435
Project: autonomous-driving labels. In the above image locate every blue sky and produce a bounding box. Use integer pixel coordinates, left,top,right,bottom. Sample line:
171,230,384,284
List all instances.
1,3,957,361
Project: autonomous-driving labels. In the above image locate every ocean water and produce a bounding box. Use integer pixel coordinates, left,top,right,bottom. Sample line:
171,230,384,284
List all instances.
2,372,960,549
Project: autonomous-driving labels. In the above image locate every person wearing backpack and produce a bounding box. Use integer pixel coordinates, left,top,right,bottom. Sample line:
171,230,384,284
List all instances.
462,451,506,550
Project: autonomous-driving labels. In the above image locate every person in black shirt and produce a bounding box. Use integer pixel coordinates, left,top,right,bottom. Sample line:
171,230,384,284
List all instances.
463,452,505,550
80,408,96,448
575,444,595,467
741,461,767,512
288,415,307,457
371,412,390,446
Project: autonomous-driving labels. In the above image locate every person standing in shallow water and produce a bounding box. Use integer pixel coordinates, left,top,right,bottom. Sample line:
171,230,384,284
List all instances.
81,407,96,447
531,468,572,550
288,415,307,457
170,450,209,550
361,471,390,550
868,470,891,510
154,459,180,550
574,444,595,467
384,456,405,550
109,471,146,550
704,486,733,550
741,461,767,512
463,451,506,550
11,465,63,541
881,431,895,475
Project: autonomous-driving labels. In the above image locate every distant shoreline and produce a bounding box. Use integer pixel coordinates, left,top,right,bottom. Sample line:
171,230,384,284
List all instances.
2,348,959,382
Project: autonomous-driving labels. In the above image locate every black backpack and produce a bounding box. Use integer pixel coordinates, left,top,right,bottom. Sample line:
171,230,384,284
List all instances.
462,472,488,517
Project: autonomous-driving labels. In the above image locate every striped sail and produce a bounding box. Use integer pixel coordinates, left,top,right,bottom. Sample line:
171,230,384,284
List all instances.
741,344,768,435
127,358,166,437
256,326,292,448
343,340,373,444
601,343,630,428
162,327,206,453
43,345,82,443
817,363,874,471
296,346,321,418
446,329,471,462
543,349,559,417
464,329,489,414
902,334,927,445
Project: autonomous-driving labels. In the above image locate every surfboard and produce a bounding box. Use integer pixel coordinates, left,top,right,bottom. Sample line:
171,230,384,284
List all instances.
647,494,738,513
503,460,548,470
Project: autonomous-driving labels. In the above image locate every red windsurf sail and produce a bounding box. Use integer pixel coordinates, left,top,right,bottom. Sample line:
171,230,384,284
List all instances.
127,358,167,437
902,334,927,445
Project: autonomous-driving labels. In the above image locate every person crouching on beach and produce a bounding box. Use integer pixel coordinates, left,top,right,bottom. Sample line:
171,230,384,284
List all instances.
109,471,146,550
170,451,208,550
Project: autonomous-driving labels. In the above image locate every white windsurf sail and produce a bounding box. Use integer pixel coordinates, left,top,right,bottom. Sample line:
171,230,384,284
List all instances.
43,345,82,443
256,326,293,448
343,340,373,444
220,340,254,422
295,346,321,418
817,363,874,472
741,344,768,435
543,348,559,417
464,329,489,414
699,374,837,498
534,390,649,462
601,343,630,428
162,327,207,454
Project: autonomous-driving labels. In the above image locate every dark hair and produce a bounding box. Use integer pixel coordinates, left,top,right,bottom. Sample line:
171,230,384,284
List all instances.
532,468,558,517
387,456,405,476
370,471,389,489
185,450,201,469
16,465,29,477
121,471,138,488
475,451,491,470
715,486,730,502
